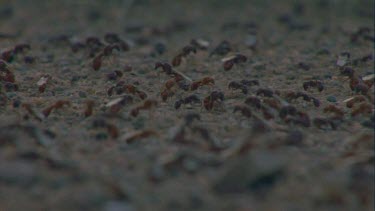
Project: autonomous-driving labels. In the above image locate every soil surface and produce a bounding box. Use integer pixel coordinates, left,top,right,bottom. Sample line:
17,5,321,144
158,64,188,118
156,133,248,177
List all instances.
0,1,374,211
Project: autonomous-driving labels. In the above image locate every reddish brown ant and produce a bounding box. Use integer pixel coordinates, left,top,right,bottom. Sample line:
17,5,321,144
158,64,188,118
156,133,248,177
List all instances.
84,100,95,117
171,45,197,67
222,54,247,71
190,77,215,91
344,96,367,108
323,105,345,118
92,54,103,71
0,61,15,83
42,100,71,117
130,99,158,117
351,103,373,117
303,80,324,92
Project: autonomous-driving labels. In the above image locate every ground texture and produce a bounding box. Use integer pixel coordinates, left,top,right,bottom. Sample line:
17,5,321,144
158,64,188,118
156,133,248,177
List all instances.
0,0,374,210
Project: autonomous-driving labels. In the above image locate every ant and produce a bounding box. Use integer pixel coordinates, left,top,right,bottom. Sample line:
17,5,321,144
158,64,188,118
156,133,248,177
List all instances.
174,95,201,109
84,100,95,117
244,96,261,109
222,54,247,71
284,111,311,127
42,100,71,117
233,105,252,118
303,80,324,92
240,79,259,86
228,81,248,94
172,45,197,67
13,44,31,54
279,105,297,119
106,70,123,81
210,40,231,57
323,105,345,118
284,91,320,107
344,96,367,108
203,91,224,111
190,77,215,91
130,99,158,117
351,102,373,117
340,67,372,95
256,88,274,97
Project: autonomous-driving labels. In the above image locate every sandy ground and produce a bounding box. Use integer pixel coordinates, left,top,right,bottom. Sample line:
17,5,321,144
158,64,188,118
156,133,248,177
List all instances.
0,0,374,210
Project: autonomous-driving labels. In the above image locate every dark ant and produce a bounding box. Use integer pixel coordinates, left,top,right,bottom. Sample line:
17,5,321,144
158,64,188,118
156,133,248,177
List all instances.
303,80,324,92
104,33,121,44
284,91,320,107
256,88,274,97
71,42,86,53
3,82,18,92
130,99,158,117
228,81,248,94
203,91,224,110
279,105,297,119
222,54,247,71
210,40,231,56
233,105,252,118
190,77,215,91
240,79,259,86
284,111,311,127
13,44,31,54
351,103,373,117
244,96,261,109
174,95,201,109
297,62,310,71
323,105,345,118
106,70,123,81
42,100,71,117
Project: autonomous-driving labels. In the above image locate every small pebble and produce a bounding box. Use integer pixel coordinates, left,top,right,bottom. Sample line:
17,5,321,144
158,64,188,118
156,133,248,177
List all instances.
326,96,337,102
